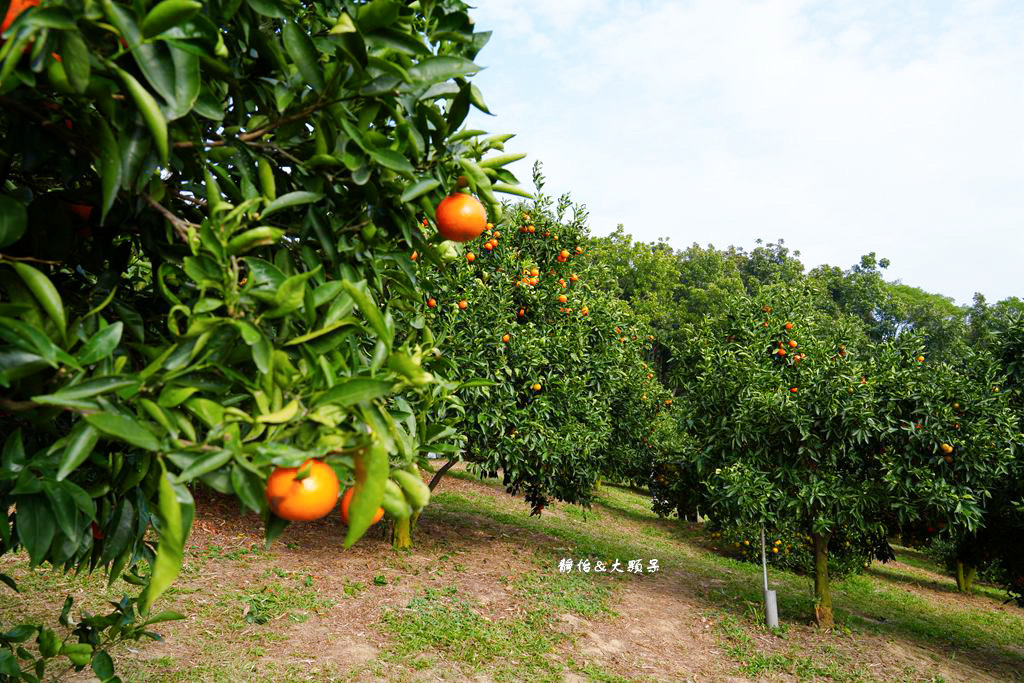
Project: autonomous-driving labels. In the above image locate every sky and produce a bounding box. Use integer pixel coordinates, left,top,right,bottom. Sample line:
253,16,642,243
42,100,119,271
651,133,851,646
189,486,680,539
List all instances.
463,0,1024,307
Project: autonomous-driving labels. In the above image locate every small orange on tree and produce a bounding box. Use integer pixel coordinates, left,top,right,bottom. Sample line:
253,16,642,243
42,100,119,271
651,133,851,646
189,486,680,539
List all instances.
266,460,341,522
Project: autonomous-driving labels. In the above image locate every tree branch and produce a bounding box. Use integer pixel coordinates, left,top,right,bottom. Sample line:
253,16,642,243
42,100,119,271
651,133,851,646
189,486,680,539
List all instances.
428,458,458,491
144,194,195,243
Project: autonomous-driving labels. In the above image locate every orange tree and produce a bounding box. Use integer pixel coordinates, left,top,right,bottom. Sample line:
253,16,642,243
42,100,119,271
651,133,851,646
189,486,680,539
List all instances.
0,0,526,677
667,282,1017,627
416,165,658,514
929,307,1024,603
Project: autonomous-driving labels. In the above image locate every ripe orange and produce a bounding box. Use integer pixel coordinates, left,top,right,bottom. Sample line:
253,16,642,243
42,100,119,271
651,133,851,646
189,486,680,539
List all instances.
665,399,673,405
558,249,569,262
778,348,788,357
502,334,510,343
570,274,579,282
427,298,437,308
581,306,589,315
340,487,384,526
940,443,953,454
944,455,954,464
1,0,39,33
494,230,501,238
575,246,583,254
436,194,487,242
486,222,494,230
788,340,798,348
790,387,798,393
411,251,419,261
458,299,468,310
518,308,526,317
484,242,494,251
530,267,539,277
647,373,654,379
527,225,536,233
266,460,340,521
466,252,476,262
558,294,568,303
916,355,925,363
784,322,794,330
532,383,542,391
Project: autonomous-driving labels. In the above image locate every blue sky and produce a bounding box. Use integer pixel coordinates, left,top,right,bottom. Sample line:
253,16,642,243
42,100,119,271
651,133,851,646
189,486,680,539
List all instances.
464,0,1024,306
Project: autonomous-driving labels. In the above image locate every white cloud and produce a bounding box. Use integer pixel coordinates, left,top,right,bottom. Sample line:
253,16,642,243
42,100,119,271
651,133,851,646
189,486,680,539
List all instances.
466,0,1024,305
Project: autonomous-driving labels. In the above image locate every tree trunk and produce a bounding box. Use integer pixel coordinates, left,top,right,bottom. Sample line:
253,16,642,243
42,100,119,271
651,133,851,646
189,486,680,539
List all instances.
428,458,457,491
955,559,977,593
812,532,834,628
392,515,412,550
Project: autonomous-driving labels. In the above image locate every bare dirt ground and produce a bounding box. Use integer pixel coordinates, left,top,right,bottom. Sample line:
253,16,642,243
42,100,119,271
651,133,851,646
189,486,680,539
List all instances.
2,467,1021,682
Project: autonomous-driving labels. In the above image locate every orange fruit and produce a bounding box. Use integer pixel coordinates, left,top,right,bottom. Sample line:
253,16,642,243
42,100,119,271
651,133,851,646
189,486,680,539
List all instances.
484,242,494,251
532,383,542,391
558,294,568,303
1,0,39,33
940,443,953,454
466,252,476,262
581,306,589,315
784,322,794,330
647,373,654,379
530,267,539,277
527,225,536,233
790,387,798,393
458,299,468,310
502,334,510,343
494,230,501,238
411,251,418,261
944,455,954,464
266,460,340,521
916,355,925,363
436,194,487,242
427,298,437,308
778,348,787,357
518,308,526,317
788,340,798,348
340,487,385,526
570,274,579,282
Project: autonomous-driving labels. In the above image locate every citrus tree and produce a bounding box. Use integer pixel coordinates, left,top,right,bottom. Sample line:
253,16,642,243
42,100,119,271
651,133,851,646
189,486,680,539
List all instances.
415,166,660,515
0,0,526,676
667,283,1017,627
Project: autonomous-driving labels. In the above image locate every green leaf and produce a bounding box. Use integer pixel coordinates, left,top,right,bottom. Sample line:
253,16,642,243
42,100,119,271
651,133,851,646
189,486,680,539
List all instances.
284,319,354,346
56,423,99,481
95,119,122,224
230,464,264,513
142,610,186,626
15,496,55,565
407,56,479,85
0,195,27,249
139,462,190,614
142,0,203,38
368,147,414,176
261,191,322,219
314,377,393,408
91,650,115,680
0,650,19,676
491,182,534,199
262,267,320,319
34,376,137,404
78,322,123,365
157,384,198,408
10,262,65,337
282,20,324,91
60,29,90,93
184,397,224,428
343,437,388,548
400,177,440,202
85,413,162,451
111,65,169,164
175,449,232,482
342,280,391,351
